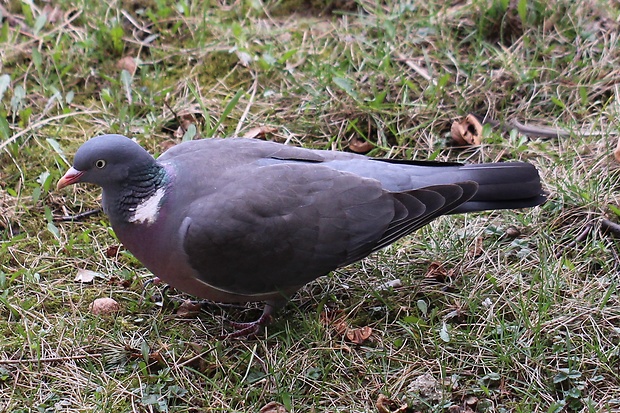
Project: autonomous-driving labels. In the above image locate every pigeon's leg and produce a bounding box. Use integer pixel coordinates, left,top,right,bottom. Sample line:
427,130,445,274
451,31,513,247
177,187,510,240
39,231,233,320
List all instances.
142,278,247,312
225,301,280,338
142,276,175,306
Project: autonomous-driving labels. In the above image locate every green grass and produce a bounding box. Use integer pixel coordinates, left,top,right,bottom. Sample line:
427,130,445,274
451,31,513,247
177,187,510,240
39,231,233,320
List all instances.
2,0,620,411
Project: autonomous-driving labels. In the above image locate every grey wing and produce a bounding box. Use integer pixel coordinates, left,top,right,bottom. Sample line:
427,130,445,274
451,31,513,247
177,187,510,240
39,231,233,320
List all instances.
181,163,477,297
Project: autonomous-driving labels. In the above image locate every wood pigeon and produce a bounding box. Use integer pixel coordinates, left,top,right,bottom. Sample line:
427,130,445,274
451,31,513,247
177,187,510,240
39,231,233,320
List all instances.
57,134,545,335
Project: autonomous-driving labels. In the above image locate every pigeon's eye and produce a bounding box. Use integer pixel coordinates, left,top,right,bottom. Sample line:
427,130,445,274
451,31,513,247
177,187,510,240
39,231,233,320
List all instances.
95,159,106,169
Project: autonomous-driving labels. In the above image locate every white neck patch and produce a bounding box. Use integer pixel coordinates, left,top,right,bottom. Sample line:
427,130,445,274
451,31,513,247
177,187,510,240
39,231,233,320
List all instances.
128,186,166,225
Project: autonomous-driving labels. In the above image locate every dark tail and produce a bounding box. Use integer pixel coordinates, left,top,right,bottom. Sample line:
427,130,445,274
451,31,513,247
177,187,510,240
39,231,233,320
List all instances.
446,162,546,214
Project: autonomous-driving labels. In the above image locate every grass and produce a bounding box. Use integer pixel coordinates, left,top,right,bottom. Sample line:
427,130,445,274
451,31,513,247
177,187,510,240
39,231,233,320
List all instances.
1,0,620,411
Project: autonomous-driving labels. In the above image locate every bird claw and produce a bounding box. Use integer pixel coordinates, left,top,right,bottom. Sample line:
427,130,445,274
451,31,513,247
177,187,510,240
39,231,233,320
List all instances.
221,311,273,339
142,279,277,339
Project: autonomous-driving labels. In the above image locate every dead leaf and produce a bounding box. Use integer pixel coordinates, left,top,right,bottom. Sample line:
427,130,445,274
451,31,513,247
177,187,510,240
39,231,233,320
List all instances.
105,245,120,257
108,275,132,288
468,237,484,258
321,310,372,343
346,326,373,344
376,394,408,413
173,113,200,139
614,135,620,162
75,268,104,283
464,395,478,407
149,350,165,365
117,56,137,75
259,401,288,413
89,297,120,315
333,318,349,336
348,136,375,153
321,309,349,334
243,126,278,140
176,300,202,318
424,262,451,282
451,114,482,145
320,309,342,324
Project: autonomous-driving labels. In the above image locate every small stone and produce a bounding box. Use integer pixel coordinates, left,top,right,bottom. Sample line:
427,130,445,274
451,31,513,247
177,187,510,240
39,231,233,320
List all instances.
89,298,120,315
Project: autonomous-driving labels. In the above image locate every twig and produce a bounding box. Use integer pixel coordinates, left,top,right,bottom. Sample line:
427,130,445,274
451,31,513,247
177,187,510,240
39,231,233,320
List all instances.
53,208,101,222
393,51,437,86
234,75,258,137
0,354,98,364
556,222,594,258
476,115,613,139
164,98,186,134
601,218,620,238
508,120,571,138
175,346,218,368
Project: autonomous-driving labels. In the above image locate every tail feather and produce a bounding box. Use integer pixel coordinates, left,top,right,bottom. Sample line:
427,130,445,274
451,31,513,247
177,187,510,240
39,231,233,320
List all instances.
315,156,545,214
364,159,546,214
447,162,546,213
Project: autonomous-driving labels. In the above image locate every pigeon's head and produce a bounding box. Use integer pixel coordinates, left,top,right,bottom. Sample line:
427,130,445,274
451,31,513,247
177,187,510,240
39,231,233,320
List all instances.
57,134,156,190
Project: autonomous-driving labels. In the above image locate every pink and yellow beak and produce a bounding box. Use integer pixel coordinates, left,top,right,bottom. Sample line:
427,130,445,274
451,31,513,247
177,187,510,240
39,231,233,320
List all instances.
57,167,85,190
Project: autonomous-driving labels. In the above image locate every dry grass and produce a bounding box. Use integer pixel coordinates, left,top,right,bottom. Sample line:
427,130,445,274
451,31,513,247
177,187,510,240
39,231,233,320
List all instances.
1,0,620,411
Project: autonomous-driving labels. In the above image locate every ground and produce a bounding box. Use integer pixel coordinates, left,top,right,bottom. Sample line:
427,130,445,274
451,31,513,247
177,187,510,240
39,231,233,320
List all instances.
1,0,620,412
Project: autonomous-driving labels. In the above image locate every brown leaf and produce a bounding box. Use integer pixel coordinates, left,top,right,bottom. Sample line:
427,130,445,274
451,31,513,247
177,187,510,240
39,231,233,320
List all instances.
614,134,620,163
376,394,408,413
105,244,120,257
108,275,132,288
424,261,451,282
117,56,137,75
346,326,373,344
348,136,375,154
149,350,166,365
173,113,200,139
468,237,484,258
89,298,120,315
259,401,288,413
243,126,278,140
321,310,372,342
176,300,202,318
451,114,482,146
320,309,343,324
333,317,349,335
464,395,478,407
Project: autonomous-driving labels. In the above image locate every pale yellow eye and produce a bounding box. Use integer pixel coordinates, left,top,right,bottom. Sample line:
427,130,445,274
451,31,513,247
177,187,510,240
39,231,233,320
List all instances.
95,159,106,169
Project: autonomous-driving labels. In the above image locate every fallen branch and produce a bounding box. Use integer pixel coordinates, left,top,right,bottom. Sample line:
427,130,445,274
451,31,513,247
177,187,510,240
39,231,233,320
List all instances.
556,222,594,258
53,208,101,222
601,218,620,238
478,115,612,139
